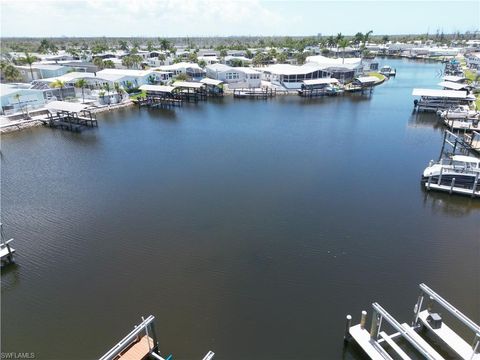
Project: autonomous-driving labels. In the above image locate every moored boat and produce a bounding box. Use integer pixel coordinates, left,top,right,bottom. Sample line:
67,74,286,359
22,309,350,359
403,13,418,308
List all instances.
422,155,480,195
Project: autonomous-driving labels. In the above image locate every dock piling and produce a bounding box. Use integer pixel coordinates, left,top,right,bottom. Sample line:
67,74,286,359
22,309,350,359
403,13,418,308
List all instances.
450,178,456,194
360,310,367,329
344,315,352,342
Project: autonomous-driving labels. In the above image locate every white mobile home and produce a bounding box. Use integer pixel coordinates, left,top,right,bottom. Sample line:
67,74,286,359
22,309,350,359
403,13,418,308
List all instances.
206,64,261,88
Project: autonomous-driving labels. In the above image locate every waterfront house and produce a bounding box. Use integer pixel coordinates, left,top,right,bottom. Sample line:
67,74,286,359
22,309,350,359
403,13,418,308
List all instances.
156,62,206,80
258,63,331,90
0,83,45,115
205,64,261,88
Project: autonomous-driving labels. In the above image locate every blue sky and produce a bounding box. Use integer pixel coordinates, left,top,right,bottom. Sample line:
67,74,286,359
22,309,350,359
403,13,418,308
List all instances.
1,0,479,37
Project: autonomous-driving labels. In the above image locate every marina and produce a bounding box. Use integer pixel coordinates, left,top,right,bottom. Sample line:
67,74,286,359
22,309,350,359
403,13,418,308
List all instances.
2,58,479,360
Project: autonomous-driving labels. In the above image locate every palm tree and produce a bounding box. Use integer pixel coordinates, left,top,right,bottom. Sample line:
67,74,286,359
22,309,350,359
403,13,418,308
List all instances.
51,79,66,100
103,83,111,104
114,82,123,102
338,39,350,64
93,57,105,70
335,33,344,58
14,93,23,115
22,52,37,81
363,30,373,49
75,79,88,103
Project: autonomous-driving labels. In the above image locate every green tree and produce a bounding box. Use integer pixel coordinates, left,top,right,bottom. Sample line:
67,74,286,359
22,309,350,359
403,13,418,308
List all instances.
0,61,22,82
159,38,171,51
147,40,154,52
295,52,307,65
51,79,66,101
338,39,349,64
75,78,88,103
198,59,207,68
93,57,105,70
114,82,123,102
175,73,189,81
103,83,111,104
276,52,288,63
118,40,128,51
20,52,37,81
103,60,115,69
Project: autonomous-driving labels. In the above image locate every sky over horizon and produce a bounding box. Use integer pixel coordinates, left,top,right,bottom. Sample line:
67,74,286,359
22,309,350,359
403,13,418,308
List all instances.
1,0,479,38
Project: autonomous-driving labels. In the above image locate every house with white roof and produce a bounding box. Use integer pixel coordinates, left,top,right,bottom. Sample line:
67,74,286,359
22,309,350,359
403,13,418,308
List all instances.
15,64,70,82
156,62,206,80
258,63,331,89
206,64,261,88
1,83,46,115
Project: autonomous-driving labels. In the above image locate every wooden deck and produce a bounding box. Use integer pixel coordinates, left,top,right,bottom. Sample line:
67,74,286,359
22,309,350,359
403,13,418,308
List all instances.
116,336,154,360
418,310,480,360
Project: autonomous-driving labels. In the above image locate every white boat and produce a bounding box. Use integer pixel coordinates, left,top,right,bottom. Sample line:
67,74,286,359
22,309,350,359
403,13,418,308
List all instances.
422,155,480,193
379,65,396,77
437,105,480,120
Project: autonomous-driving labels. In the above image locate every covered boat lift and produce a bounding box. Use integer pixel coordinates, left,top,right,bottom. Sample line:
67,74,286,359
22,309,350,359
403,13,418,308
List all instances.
172,81,207,102
200,78,224,97
412,88,475,112
43,101,97,132
298,78,342,97
437,81,470,91
138,84,183,108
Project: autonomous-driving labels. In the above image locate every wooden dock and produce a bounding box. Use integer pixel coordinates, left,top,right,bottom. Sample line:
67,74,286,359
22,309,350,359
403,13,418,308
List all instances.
344,283,480,360
444,118,480,132
233,88,276,99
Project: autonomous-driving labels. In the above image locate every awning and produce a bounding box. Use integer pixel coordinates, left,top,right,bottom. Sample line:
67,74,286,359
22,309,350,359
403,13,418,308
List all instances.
200,78,224,86
46,101,89,113
437,81,469,91
302,78,340,86
355,76,378,84
139,84,175,93
412,88,468,99
442,75,466,83
173,81,204,89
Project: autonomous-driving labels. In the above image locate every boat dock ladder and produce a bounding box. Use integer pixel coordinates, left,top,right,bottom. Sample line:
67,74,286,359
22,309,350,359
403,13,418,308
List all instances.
99,315,215,360
345,283,480,360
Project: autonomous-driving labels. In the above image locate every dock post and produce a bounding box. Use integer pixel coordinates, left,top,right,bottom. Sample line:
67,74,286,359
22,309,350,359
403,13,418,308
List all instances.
427,175,432,190
437,167,443,185
472,333,480,354
370,310,380,340
360,310,367,329
472,173,479,198
450,178,456,194
344,315,352,342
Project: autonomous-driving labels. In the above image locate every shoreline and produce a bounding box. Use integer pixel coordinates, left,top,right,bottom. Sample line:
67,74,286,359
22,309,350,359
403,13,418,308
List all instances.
1,78,387,134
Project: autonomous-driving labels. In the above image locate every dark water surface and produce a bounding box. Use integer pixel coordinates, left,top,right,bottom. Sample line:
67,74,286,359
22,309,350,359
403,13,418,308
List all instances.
2,59,479,359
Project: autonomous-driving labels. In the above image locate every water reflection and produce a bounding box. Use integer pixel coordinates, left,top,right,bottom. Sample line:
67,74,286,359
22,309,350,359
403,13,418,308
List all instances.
422,190,480,217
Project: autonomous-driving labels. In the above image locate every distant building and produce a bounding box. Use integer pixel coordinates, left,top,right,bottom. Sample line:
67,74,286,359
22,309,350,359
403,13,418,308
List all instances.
15,64,70,82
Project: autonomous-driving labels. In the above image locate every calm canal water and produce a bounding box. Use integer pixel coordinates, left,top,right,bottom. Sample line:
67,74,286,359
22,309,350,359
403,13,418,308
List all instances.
2,59,479,360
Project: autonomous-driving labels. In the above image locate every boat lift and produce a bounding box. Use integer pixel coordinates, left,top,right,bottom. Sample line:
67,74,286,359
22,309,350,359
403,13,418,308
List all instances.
99,315,215,360
345,283,480,360
0,223,15,266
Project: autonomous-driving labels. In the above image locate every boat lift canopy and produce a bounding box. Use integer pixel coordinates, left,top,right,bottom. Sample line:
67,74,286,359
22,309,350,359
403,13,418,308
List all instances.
412,88,469,99
437,81,469,91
